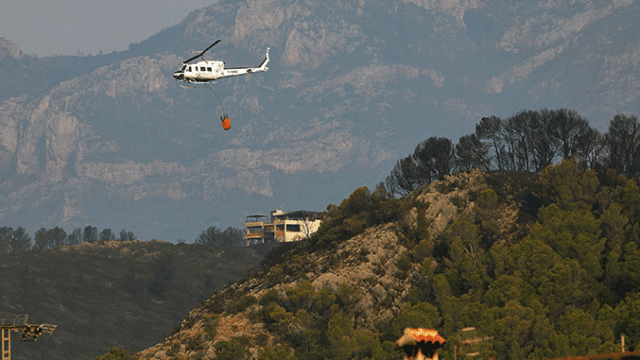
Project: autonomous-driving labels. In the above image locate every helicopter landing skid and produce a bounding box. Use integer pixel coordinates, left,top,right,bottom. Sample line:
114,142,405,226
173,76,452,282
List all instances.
179,82,216,89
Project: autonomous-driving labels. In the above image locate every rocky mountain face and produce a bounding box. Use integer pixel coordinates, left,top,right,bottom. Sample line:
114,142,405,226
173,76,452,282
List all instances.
0,38,23,61
132,170,538,359
0,0,638,240
0,240,276,360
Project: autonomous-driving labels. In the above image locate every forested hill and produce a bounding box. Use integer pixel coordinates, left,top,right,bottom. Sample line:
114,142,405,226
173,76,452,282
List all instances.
112,161,640,360
0,240,277,360
382,109,640,198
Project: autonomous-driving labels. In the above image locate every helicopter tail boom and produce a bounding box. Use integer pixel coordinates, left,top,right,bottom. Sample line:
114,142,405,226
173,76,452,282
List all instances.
220,47,270,78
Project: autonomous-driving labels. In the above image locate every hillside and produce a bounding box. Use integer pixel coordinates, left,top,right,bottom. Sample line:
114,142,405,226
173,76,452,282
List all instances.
1,0,639,241
118,163,640,360
0,240,277,360
126,170,530,359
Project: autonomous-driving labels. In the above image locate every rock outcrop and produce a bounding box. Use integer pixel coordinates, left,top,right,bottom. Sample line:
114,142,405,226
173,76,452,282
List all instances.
0,38,24,61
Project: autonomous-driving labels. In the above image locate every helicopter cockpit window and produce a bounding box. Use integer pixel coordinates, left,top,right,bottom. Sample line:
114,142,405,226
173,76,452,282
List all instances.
187,66,191,72
180,65,186,71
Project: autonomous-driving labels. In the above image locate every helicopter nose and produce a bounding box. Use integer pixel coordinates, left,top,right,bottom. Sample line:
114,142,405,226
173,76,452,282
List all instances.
172,72,184,80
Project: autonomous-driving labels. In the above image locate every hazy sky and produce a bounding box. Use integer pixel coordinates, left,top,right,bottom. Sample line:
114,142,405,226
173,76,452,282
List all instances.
0,0,216,57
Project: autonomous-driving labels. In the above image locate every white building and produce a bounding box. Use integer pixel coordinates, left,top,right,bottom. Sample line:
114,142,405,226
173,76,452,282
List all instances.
244,209,322,245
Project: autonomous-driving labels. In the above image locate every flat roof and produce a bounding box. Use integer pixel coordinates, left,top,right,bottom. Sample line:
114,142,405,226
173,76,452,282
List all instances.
272,210,322,216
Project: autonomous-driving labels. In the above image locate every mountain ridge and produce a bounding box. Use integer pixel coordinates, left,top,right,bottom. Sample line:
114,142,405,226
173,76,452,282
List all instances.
1,0,639,240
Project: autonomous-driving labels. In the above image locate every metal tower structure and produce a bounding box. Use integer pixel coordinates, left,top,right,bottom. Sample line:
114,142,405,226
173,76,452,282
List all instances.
0,314,56,360
454,327,494,360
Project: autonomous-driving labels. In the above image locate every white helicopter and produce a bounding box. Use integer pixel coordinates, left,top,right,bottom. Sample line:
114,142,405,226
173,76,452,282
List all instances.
172,39,269,87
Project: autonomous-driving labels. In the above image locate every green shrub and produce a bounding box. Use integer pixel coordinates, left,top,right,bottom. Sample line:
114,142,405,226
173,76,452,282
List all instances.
258,344,295,360
450,194,466,208
383,302,441,342
93,347,137,360
165,342,180,356
397,252,413,273
285,280,315,310
262,303,293,333
265,264,285,287
413,239,432,263
400,207,431,250
215,336,250,360
226,293,257,313
259,289,282,306
336,284,360,311
203,314,221,339
313,187,407,247
186,335,206,351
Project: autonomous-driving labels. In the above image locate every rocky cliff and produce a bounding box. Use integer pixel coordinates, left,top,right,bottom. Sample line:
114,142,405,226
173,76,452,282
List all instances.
0,0,638,241
0,38,23,61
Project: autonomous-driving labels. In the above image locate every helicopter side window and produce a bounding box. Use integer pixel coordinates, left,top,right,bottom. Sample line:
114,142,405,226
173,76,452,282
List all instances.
187,66,191,72
200,67,206,71
207,67,212,72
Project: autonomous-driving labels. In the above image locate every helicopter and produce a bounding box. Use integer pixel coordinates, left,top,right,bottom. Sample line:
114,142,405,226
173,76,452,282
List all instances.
172,40,269,131
172,39,269,86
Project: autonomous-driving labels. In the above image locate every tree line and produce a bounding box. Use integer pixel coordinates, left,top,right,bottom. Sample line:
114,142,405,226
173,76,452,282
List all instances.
0,224,247,254
0,226,136,254
194,226,245,247
383,109,640,197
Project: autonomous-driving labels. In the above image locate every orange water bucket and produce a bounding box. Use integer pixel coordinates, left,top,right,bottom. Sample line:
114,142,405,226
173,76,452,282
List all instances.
221,117,231,131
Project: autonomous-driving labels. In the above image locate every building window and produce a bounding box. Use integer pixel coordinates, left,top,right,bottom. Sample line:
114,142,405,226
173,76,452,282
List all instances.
287,224,301,232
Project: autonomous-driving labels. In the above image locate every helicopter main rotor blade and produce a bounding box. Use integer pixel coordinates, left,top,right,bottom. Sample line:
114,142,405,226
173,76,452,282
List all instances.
201,39,221,55
183,39,221,64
